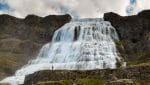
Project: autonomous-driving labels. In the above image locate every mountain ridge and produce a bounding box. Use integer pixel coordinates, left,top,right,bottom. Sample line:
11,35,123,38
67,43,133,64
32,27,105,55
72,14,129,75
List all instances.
0,14,71,80
104,10,150,65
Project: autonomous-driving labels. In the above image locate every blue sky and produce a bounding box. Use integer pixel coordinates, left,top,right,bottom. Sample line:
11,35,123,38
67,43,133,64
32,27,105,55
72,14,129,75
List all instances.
130,0,136,4
0,0,149,18
0,2,10,11
0,1,14,13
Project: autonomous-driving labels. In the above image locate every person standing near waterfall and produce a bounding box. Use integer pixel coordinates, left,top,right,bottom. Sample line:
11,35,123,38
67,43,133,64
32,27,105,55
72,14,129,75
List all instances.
51,62,54,71
52,65,54,71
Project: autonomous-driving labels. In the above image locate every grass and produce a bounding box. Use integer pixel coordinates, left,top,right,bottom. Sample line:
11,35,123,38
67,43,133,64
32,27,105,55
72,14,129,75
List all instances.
0,52,23,68
0,83,10,85
35,78,105,85
128,62,150,67
0,52,24,79
35,79,150,85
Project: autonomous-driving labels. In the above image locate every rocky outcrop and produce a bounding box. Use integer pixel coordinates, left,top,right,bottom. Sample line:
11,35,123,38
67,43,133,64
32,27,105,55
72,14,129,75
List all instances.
0,14,71,80
24,65,150,85
104,10,150,65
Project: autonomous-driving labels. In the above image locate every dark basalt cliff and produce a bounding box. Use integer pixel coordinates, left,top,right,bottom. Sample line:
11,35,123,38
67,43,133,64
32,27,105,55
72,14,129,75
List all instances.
104,10,150,65
0,14,71,80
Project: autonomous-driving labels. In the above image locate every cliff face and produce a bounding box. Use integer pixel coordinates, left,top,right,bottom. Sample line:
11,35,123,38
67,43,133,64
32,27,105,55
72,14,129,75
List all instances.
104,10,150,65
0,14,71,79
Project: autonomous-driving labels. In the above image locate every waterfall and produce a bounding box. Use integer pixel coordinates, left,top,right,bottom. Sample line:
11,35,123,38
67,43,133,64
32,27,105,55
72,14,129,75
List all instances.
0,18,122,85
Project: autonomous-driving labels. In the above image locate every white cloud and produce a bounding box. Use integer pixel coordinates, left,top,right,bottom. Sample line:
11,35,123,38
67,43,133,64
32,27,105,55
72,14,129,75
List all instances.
1,0,150,18
0,10,5,14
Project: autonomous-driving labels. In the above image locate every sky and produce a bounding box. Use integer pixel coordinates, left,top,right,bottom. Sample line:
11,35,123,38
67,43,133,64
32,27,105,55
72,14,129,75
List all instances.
0,0,150,18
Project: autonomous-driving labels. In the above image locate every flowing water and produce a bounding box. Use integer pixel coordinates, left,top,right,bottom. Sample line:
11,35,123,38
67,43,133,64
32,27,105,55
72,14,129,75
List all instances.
0,18,122,85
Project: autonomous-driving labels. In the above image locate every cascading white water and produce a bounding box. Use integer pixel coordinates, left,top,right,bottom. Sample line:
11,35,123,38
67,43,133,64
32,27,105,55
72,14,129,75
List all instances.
0,18,121,85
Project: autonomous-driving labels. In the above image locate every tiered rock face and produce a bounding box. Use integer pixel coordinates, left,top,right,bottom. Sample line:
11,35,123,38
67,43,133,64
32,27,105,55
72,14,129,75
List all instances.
0,14,71,80
104,10,150,65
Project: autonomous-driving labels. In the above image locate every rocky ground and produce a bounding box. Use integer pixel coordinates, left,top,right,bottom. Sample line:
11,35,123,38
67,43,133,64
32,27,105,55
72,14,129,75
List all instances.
24,64,150,85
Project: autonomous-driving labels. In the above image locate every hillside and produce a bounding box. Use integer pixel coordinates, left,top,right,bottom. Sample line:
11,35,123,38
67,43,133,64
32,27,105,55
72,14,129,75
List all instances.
0,14,71,80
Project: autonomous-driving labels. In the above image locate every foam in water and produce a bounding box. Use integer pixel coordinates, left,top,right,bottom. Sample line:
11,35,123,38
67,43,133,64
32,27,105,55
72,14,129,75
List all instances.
0,18,122,85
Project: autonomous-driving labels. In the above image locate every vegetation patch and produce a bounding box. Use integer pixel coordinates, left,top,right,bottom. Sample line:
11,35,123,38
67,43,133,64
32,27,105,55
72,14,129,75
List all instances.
35,78,105,85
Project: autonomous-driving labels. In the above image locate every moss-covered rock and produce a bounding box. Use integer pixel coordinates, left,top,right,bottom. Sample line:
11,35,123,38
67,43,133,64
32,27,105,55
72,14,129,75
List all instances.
35,78,105,85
